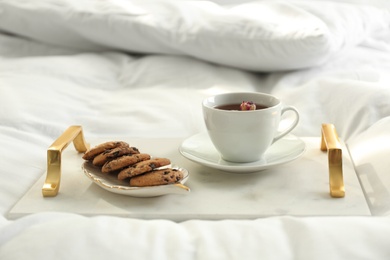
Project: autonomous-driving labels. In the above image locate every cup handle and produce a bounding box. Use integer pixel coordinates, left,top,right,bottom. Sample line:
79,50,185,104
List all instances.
272,106,299,143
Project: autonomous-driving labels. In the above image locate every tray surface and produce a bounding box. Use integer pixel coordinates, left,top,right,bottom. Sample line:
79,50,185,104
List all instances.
8,137,371,221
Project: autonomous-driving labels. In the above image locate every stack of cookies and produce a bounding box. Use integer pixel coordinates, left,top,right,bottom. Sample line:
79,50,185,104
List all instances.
82,141,184,187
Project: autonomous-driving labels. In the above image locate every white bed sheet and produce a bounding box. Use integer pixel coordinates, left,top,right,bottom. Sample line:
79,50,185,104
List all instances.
1,0,390,259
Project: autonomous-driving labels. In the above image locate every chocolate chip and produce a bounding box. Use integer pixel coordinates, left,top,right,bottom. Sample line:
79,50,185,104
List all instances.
103,149,112,154
111,151,120,157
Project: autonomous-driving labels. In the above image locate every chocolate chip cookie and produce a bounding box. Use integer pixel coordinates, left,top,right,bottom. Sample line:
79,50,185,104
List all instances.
117,158,171,180
101,153,151,173
129,168,184,187
82,141,129,160
92,146,140,166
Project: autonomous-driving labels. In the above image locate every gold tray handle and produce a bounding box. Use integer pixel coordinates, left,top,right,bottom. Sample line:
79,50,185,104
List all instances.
42,125,90,197
320,124,345,198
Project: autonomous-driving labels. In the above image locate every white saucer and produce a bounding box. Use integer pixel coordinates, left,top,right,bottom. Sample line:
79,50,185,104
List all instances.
179,132,306,173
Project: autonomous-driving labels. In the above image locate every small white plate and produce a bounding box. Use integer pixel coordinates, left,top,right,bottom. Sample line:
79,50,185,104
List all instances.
82,162,190,197
179,132,306,173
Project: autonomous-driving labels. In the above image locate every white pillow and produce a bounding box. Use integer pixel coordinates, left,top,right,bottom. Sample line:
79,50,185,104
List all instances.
0,0,388,71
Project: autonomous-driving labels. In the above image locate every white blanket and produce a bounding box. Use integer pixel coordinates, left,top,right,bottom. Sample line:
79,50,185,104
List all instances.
1,0,390,259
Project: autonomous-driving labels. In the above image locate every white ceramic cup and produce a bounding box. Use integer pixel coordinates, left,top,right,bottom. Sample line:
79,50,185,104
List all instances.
202,92,299,163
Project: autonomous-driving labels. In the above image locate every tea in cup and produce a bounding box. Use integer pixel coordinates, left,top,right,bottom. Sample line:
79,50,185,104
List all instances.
202,92,299,163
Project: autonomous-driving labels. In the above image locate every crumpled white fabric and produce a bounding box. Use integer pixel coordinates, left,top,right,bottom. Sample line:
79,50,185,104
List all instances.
1,213,390,260
348,117,390,216
0,0,389,71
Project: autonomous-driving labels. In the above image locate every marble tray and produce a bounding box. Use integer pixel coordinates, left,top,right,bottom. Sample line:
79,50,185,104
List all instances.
8,137,370,221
